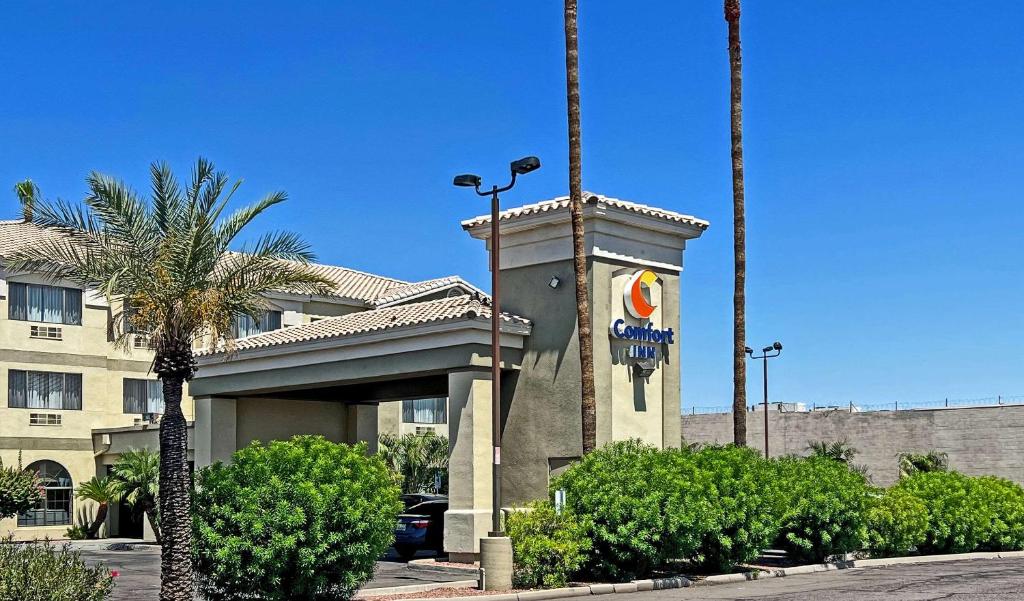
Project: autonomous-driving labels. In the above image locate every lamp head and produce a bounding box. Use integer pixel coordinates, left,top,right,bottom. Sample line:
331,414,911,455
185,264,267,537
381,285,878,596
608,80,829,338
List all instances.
762,346,773,353
744,346,753,355
773,341,783,351
453,174,482,188
510,156,541,175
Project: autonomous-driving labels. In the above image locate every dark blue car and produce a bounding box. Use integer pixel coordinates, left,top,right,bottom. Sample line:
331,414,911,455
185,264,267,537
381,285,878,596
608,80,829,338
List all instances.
393,499,447,559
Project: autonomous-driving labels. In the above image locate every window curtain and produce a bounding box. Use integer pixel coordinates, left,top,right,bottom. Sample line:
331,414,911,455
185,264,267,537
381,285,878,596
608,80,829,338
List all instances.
7,283,81,325
8,370,27,408
402,398,447,424
233,310,283,338
12,371,81,410
8,283,27,320
123,379,164,413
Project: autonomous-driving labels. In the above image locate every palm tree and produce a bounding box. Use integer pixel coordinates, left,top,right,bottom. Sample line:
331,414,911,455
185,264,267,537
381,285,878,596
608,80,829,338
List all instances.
806,439,859,464
7,159,331,601
725,0,748,446
564,0,597,454
377,432,449,494
75,476,121,540
111,449,161,544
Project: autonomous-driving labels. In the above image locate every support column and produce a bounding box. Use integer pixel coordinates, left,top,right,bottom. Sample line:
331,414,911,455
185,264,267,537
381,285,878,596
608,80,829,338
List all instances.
444,370,492,563
194,396,237,468
347,403,380,453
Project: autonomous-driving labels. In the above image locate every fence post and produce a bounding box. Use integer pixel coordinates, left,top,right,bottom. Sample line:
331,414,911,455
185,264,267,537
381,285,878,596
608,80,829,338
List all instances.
999,395,1003,405
895,400,898,411
945,397,948,408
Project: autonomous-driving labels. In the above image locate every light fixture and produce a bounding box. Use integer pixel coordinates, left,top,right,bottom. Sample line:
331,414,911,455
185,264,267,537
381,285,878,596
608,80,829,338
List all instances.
453,174,482,188
633,359,656,379
510,156,541,175
548,276,560,289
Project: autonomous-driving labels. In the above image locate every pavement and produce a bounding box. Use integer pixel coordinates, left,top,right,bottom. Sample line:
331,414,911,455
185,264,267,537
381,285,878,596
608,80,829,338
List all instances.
76,545,467,601
623,558,1024,600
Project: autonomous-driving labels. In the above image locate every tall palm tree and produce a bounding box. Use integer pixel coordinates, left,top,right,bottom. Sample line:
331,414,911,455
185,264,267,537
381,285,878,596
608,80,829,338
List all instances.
725,0,748,446
8,159,330,601
564,0,597,454
75,476,121,539
110,449,161,544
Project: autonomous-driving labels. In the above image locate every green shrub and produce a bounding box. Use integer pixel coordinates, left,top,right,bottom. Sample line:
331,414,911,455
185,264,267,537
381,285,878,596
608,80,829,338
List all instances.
0,537,114,601
775,456,870,563
552,440,712,580
687,445,782,571
506,501,590,588
896,471,994,554
865,488,928,557
0,456,42,520
65,524,89,540
898,451,948,478
974,476,1024,551
192,435,403,601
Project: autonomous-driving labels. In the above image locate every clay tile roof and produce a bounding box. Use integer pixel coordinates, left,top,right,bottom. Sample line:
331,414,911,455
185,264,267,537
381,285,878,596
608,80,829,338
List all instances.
372,276,485,307
198,294,529,356
290,261,407,303
461,192,710,230
0,220,68,258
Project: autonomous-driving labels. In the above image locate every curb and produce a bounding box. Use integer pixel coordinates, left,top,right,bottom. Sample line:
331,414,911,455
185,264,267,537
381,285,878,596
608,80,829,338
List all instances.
359,550,1024,601
354,579,479,599
407,558,481,577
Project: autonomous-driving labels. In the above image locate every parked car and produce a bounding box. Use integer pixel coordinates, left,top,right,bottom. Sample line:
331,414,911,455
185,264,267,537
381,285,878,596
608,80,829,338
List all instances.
393,499,447,559
400,493,447,510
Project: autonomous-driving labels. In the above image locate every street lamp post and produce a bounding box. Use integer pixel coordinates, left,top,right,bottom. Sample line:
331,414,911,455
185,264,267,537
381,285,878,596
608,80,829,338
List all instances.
453,156,540,539
745,341,782,459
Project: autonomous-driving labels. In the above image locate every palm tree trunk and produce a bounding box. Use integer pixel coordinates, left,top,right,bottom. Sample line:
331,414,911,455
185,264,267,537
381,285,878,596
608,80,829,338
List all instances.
726,0,748,446
86,502,108,539
158,371,192,600
145,504,162,545
565,0,597,455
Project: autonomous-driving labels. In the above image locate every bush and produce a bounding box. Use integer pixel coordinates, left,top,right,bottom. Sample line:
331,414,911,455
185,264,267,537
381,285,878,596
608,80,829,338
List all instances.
0,537,114,601
775,456,870,563
506,501,590,588
897,472,1024,554
687,445,782,571
898,451,948,478
0,457,42,520
865,488,928,557
65,524,89,540
193,435,403,601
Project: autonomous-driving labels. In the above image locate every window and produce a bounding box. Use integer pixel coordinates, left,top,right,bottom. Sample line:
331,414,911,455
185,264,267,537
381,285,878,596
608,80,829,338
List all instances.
402,398,447,424
231,310,282,338
8,283,82,325
123,378,165,414
8,370,82,410
18,460,73,527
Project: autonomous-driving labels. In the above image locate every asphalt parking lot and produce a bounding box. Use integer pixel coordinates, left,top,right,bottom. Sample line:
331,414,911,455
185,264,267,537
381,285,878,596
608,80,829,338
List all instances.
80,546,467,601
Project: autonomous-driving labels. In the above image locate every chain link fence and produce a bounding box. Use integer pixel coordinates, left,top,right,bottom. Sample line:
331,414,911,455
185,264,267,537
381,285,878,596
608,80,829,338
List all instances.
684,394,1024,415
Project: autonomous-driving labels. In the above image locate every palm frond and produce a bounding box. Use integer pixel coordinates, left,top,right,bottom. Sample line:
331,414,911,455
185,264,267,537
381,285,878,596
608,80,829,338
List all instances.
214,191,288,250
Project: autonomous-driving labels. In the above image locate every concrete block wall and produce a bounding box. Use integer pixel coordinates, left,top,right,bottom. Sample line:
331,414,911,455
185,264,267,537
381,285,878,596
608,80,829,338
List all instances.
681,405,1024,485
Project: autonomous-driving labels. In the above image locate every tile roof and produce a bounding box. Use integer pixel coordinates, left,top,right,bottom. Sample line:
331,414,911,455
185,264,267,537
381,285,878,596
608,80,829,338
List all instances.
198,294,529,356
461,192,710,230
372,276,484,307
1,220,480,307
0,219,68,259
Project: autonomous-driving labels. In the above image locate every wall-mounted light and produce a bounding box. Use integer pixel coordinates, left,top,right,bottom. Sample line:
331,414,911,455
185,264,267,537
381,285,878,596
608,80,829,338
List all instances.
548,276,560,289
633,359,656,379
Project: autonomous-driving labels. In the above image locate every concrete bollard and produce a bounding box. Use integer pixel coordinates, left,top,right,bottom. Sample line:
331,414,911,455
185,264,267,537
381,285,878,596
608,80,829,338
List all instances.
480,536,513,591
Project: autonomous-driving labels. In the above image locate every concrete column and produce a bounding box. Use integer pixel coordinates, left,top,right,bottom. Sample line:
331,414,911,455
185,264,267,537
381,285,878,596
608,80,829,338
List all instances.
444,370,492,562
194,396,237,468
347,403,380,453
377,401,402,438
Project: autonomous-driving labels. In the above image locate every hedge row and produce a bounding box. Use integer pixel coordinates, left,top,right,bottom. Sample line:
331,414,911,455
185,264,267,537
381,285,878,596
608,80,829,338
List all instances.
507,441,1024,587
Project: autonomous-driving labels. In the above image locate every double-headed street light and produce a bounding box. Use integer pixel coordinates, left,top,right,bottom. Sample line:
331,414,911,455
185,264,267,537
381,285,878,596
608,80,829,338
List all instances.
746,341,782,459
453,155,540,538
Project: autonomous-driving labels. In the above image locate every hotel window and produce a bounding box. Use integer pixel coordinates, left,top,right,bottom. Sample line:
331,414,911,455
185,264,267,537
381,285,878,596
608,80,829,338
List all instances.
231,310,282,338
123,378,165,414
402,398,447,424
7,283,82,325
8,370,83,410
18,460,73,527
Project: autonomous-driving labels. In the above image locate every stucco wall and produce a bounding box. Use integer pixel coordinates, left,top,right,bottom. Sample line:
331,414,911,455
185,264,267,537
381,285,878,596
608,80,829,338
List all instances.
235,397,347,448
681,406,1024,485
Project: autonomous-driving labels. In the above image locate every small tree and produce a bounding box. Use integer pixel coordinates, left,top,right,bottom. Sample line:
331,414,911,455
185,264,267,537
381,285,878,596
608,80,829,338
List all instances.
111,449,160,543
75,476,121,539
193,436,402,601
806,439,859,464
898,451,949,478
0,456,42,520
377,432,449,494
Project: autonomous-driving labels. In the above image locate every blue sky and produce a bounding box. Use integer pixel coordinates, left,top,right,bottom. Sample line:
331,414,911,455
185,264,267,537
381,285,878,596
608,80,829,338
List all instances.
1,2,1021,408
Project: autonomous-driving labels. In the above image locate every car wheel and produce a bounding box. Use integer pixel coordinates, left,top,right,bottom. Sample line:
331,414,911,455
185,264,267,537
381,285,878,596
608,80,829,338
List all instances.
395,545,417,560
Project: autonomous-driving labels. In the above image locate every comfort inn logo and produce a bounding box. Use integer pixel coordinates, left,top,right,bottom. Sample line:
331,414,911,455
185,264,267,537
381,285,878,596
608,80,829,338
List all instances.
610,269,674,361
623,269,658,319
